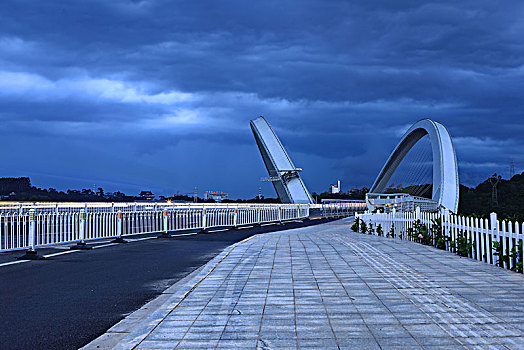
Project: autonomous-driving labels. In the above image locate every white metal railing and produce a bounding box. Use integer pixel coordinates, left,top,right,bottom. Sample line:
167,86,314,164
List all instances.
313,203,363,217
0,202,356,254
0,201,365,214
356,208,524,273
365,192,438,212
0,201,169,214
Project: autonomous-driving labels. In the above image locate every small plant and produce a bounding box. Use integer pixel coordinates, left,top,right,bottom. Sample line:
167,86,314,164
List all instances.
351,217,360,232
419,224,431,245
408,220,421,240
430,218,447,250
360,220,367,234
467,213,487,220
492,240,509,268
451,231,473,258
505,215,520,223
376,224,384,237
386,224,394,238
510,241,523,273
436,237,447,250
368,223,374,235
407,220,430,245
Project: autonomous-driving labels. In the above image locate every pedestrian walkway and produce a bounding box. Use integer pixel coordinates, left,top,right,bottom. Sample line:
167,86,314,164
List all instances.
93,218,524,349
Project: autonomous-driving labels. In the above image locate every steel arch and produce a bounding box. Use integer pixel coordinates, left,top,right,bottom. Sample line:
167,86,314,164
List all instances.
370,119,459,212
250,116,314,204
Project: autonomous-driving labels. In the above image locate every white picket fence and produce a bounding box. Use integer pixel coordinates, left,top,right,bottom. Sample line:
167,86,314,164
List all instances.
356,209,523,272
0,203,354,253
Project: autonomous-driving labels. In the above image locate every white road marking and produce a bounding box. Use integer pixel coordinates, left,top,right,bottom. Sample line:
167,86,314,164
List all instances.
92,243,118,249
0,260,28,267
44,250,78,258
170,232,199,237
127,237,157,242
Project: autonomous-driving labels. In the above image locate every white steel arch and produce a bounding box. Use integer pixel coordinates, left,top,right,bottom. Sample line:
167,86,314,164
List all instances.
250,116,314,204
370,119,459,212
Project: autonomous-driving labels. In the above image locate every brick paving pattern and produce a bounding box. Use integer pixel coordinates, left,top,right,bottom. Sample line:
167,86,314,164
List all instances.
114,219,524,349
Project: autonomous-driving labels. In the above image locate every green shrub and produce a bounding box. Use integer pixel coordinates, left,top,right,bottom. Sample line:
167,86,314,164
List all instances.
451,232,473,258
409,220,430,245
350,217,360,232
360,220,367,234
430,218,447,250
386,225,394,238
492,240,509,268
376,224,384,236
510,241,523,273
419,224,431,245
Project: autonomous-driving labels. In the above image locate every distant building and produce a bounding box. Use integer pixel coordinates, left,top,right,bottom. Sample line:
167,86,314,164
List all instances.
330,180,341,194
204,191,228,202
139,191,154,200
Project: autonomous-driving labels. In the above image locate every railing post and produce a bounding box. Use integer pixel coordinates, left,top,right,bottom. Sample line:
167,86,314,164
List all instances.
233,209,239,229
277,206,282,225
256,207,262,227
29,210,36,252
163,210,168,233
80,210,85,242
439,208,447,249
201,209,207,233
490,212,498,265
158,209,173,238
17,209,45,260
112,210,128,243
490,212,498,232
392,208,397,238
71,209,92,250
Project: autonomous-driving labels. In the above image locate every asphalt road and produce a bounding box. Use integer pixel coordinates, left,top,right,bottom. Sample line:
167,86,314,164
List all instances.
0,218,334,350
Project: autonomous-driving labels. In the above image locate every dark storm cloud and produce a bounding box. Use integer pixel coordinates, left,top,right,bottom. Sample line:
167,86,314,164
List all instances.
0,0,522,196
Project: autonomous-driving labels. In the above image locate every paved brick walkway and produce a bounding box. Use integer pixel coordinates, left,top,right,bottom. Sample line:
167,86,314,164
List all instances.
111,219,524,350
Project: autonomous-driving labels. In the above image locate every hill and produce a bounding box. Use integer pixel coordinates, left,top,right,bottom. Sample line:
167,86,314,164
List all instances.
459,172,524,221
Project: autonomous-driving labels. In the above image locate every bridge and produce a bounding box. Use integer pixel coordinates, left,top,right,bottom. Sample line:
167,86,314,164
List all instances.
250,116,314,204
368,119,459,213
0,118,522,349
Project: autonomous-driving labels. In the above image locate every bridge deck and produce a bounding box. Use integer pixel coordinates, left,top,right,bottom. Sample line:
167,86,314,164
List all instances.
101,218,524,350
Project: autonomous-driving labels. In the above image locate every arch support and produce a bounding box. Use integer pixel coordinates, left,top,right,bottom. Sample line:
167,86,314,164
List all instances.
250,116,314,204
370,119,459,212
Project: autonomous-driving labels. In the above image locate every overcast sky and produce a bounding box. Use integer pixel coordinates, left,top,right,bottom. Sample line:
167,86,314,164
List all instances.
0,0,522,198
